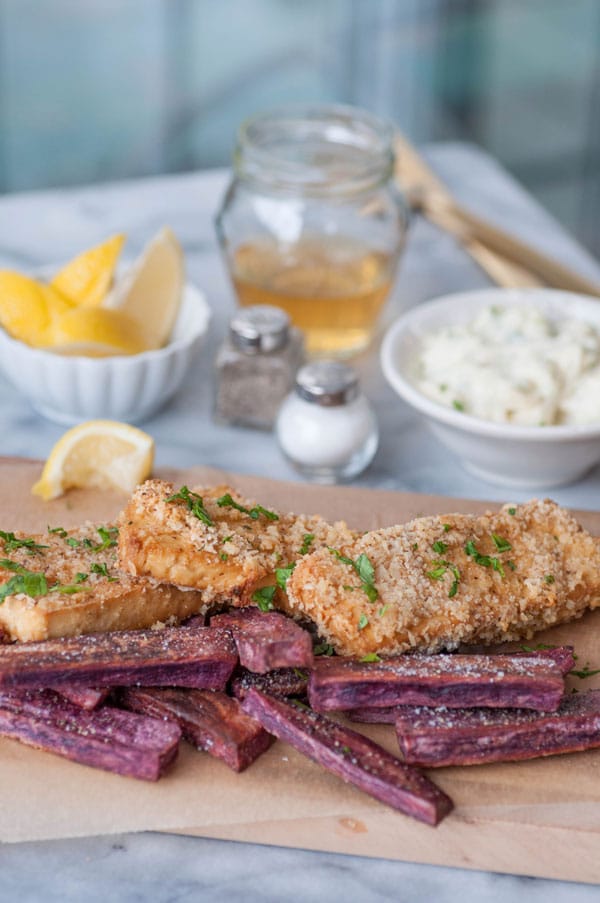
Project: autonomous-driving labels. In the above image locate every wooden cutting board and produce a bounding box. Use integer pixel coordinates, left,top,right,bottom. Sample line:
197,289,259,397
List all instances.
0,457,599,884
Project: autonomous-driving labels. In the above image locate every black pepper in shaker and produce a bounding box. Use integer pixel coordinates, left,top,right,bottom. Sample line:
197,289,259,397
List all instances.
214,305,304,429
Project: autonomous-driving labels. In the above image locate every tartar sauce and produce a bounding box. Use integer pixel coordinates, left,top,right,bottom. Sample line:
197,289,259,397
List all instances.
415,305,600,426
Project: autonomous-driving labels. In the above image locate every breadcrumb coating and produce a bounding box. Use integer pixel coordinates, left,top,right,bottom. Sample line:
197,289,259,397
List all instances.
117,479,356,604
285,499,600,656
0,523,206,642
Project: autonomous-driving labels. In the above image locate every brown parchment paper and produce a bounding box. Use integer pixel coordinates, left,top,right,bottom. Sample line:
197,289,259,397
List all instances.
1,457,599,883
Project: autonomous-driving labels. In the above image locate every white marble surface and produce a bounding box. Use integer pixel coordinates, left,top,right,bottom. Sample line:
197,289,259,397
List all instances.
0,145,599,899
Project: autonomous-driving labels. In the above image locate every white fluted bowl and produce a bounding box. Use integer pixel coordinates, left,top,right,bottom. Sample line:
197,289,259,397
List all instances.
380,288,600,488
0,283,211,424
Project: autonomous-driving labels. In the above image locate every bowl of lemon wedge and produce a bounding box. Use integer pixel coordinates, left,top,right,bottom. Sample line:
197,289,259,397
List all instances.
0,228,211,424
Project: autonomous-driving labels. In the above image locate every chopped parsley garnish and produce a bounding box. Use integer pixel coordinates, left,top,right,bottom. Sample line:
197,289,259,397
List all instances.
313,641,335,656
491,533,512,553
0,560,91,603
427,565,447,580
412,542,419,551
507,507,517,515
275,563,296,591
377,605,389,617
443,524,452,532
0,571,47,603
343,584,357,592
340,745,351,755
216,493,279,522
293,668,309,680
426,558,460,598
464,540,505,577
66,537,80,548
90,526,119,552
166,486,213,526
0,530,48,555
51,580,90,595
328,548,378,602
222,535,232,543
299,533,315,555
47,526,68,537
90,562,117,582
357,613,369,631
507,560,516,571
432,540,447,555
452,400,465,412
219,551,228,562
570,665,600,680
545,574,555,584
520,643,556,652
251,585,276,611
360,653,381,663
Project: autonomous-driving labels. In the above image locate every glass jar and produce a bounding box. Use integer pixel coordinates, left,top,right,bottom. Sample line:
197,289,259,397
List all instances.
215,104,408,358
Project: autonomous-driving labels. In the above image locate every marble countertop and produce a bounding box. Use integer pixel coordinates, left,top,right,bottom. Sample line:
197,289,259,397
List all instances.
0,144,599,900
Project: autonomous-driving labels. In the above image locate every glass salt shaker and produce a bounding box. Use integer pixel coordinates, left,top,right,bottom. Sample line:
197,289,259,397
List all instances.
214,304,304,429
275,361,379,482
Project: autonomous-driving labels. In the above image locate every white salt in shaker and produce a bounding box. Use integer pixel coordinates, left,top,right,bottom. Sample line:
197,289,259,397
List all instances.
276,361,379,483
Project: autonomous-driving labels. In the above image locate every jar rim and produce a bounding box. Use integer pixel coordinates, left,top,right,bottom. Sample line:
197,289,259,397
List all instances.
235,103,395,197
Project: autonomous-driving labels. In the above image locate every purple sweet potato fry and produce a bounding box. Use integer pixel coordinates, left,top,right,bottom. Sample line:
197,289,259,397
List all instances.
347,648,576,724
513,645,575,675
346,706,399,724
211,608,313,673
0,626,238,691
242,688,453,826
308,653,565,713
55,686,111,710
231,667,309,701
119,686,273,772
395,689,600,767
0,689,181,780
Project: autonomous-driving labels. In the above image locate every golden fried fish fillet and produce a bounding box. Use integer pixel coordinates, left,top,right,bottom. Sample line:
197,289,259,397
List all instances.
0,523,206,642
285,499,600,657
117,479,355,603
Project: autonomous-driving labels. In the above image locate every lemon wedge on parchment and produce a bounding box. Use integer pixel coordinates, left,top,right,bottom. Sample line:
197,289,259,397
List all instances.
104,227,184,350
51,234,125,308
32,420,155,501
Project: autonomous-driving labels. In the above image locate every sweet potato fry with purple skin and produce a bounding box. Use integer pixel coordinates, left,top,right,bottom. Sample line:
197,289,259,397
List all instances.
347,647,576,724
55,686,111,711
512,645,575,674
120,687,273,772
211,608,313,674
308,653,565,713
0,626,238,691
231,667,310,701
0,689,181,780
395,689,600,767
242,688,453,826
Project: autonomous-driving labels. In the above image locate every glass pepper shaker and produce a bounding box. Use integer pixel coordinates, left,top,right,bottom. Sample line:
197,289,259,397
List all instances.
275,360,379,482
214,304,304,429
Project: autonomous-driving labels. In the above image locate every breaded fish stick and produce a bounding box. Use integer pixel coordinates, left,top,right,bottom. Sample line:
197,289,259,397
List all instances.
118,479,355,603
285,500,600,657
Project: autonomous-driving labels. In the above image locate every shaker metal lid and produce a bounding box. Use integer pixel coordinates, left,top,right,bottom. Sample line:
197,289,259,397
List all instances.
230,305,290,353
295,360,359,406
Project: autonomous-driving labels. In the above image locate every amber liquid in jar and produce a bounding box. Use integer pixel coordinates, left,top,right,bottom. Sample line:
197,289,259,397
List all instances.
232,236,394,356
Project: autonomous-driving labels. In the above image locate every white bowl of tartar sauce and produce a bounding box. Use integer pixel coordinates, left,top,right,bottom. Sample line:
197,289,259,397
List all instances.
380,288,600,488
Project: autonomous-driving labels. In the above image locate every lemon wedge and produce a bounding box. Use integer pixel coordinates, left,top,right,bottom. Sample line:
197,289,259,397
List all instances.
32,420,155,501
51,234,125,308
0,271,72,347
50,307,148,356
104,227,184,349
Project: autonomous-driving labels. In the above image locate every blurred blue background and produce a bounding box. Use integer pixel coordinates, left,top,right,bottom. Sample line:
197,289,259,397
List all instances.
1,0,599,251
